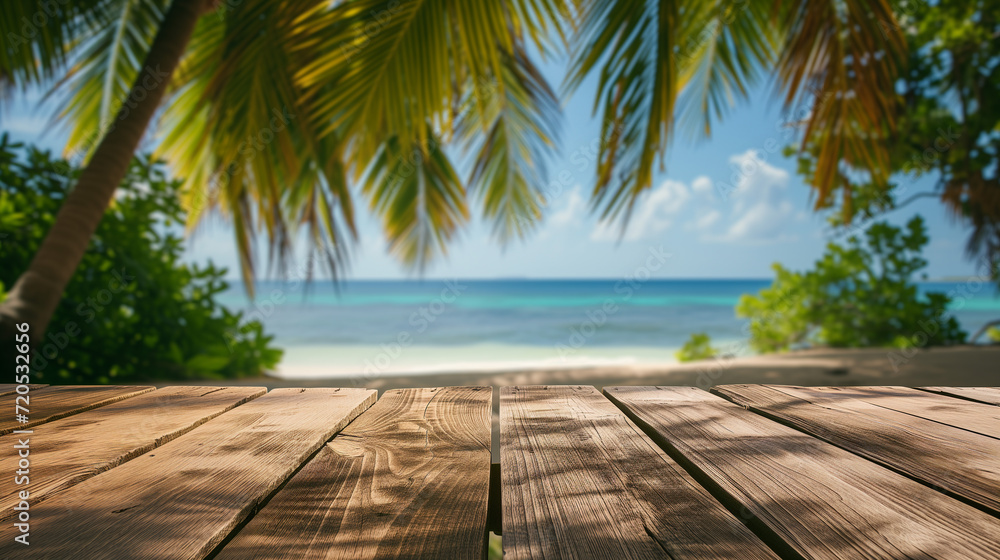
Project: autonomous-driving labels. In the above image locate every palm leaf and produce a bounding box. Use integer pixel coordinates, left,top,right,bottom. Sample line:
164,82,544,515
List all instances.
362,133,469,270
0,0,107,90
568,0,905,230
458,44,560,241
566,0,682,226
676,0,777,137
773,0,905,212
156,0,355,293
50,0,169,159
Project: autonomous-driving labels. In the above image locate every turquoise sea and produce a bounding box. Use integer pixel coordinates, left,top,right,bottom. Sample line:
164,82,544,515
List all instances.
217,279,1000,378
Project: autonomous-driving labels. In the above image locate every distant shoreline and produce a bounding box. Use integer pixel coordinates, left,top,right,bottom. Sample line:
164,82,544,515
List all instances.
173,345,1000,391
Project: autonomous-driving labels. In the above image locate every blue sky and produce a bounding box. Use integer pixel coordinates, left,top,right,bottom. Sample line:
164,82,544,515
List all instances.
2,53,976,281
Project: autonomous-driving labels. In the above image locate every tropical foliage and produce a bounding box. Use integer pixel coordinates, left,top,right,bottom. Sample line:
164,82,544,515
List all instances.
0,136,282,383
567,0,903,226
676,332,719,363
793,0,1000,278
0,0,909,284
737,216,966,353
989,326,1000,343
33,0,573,287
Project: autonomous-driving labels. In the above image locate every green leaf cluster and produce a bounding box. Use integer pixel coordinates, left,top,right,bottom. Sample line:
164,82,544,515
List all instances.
791,0,1000,274
736,216,966,353
988,326,1000,343
675,332,719,363
0,136,282,383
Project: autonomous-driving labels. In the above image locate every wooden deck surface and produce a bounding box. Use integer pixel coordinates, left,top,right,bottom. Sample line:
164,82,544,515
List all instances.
1,384,998,559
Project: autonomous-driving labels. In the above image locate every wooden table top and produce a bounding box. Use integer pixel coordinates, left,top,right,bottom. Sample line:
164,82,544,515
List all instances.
1,383,998,559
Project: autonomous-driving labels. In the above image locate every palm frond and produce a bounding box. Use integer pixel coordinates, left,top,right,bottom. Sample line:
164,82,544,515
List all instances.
296,0,461,164
295,1,570,165
458,44,560,241
50,0,170,159
568,0,905,230
566,0,681,226
0,0,107,90
362,133,469,271
676,0,778,137
156,0,356,294
775,0,906,211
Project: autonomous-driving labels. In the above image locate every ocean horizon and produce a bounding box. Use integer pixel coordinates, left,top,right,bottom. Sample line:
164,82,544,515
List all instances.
217,279,1000,379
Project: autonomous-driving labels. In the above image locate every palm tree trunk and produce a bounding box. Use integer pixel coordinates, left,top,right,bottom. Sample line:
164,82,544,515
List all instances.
0,0,205,369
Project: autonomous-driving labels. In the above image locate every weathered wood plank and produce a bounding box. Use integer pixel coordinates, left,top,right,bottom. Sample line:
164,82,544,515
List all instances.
607,386,1000,560
714,384,1000,515
501,385,778,560
920,386,1000,406
0,384,46,397
1,385,155,435
217,387,492,560
0,386,265,519
769,386,1000,439
0,387,375,559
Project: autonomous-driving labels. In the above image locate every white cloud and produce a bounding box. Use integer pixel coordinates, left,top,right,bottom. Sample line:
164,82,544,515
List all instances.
543,154,798,246
691,175,714,198
712,150,797,243
693,210,721,230
591,179,690,241
589,220,620,242
549,187,587,227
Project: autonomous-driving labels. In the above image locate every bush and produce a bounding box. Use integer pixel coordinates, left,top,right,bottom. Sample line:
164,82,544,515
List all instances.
676,332,718,362
0,136,282,383
988,326,1000,343
737,216,965,353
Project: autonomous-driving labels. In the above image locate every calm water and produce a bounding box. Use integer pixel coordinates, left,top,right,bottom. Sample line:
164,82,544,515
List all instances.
217,279,1000,378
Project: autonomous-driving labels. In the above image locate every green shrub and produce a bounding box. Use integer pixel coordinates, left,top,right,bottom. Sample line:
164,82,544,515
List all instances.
736,216,965,353
676,332,719,362
0,136,282,383
988,326,1000,343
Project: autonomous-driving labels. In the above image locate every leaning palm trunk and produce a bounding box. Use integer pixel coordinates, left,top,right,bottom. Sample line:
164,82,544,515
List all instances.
0,0,205,364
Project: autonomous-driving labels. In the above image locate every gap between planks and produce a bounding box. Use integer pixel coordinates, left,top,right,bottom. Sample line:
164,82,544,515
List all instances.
501,385,779,560
712,384,1000,517
0,387,375,559
215,386,493,560
606,386,1000,560
0,385,266,520
0,385,156,435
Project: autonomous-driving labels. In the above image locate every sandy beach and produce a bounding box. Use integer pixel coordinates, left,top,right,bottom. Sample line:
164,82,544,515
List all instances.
176,344,1000,392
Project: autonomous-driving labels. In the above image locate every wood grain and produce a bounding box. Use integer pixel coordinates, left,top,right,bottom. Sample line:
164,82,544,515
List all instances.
0,387,375,560
607,386,1000,560
920,386,1000,406
768,385,1000,439
217,387,492,560
0,384,46,396
0,385,265,519
1,384,155,434
714,384,1000,515
501,385,778,560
